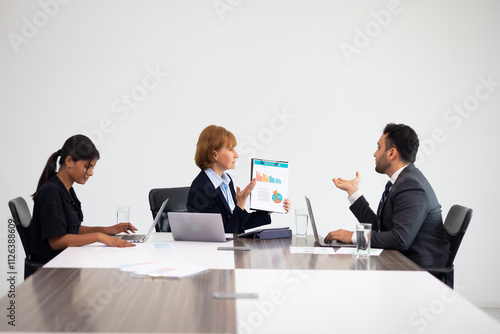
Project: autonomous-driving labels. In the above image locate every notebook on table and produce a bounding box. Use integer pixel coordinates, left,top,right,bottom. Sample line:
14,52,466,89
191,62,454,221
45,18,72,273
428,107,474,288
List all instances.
237,227,292,240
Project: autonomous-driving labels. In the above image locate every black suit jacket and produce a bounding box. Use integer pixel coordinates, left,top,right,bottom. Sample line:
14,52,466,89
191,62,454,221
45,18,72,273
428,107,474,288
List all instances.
187,170,271,233
350,164,450,268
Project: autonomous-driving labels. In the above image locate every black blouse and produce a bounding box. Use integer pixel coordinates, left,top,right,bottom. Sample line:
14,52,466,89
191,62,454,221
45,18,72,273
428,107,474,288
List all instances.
29,174,83,263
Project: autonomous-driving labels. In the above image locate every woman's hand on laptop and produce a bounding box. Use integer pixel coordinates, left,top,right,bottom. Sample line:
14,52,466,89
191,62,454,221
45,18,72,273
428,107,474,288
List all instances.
105,223,138,235
324,229,354,244
98,234,135,248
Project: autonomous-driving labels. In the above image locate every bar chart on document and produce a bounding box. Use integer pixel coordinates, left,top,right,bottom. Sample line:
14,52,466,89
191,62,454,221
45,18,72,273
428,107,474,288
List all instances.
250,159,289,213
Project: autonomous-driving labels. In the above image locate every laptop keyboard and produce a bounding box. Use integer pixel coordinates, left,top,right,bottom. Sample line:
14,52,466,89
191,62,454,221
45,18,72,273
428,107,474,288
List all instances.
121,234,145,241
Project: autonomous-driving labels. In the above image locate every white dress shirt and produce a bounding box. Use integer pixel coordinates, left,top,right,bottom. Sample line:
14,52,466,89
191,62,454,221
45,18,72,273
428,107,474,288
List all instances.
204,168,236,212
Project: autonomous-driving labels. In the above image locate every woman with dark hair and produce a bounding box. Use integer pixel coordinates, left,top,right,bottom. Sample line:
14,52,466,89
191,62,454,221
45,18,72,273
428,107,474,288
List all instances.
30,134,137,263
187,125,291,233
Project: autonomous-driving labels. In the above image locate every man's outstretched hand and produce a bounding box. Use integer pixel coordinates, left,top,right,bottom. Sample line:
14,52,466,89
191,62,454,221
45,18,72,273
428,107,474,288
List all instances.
332,171,361,196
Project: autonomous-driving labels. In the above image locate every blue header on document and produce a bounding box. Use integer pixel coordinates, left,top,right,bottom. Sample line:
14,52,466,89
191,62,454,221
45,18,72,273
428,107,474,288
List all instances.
253,160,288,168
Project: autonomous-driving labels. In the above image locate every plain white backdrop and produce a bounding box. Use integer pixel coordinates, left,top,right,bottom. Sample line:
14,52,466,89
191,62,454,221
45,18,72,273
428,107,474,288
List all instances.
1,0,499,308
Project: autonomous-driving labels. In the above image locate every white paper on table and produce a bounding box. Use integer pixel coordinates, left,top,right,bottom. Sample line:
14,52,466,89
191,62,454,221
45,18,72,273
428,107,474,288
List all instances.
114,262,158,271
290,247,335,255
335,248,383,256
117,261,207,278
132,243,175,250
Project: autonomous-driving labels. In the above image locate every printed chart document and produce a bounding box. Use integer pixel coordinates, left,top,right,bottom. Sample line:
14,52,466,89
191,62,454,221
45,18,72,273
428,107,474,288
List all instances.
250,158,289,213
115,262,208,278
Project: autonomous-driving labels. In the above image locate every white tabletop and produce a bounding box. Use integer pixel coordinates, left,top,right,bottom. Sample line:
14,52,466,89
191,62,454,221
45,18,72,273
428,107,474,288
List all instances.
233,269,500,334
45,232,236,269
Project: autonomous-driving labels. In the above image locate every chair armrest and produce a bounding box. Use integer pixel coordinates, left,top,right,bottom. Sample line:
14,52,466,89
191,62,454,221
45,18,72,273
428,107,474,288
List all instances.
427,266,453,275
26,259,46,268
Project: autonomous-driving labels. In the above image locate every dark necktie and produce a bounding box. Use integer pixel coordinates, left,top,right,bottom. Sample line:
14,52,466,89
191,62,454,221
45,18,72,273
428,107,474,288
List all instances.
376,181,392,231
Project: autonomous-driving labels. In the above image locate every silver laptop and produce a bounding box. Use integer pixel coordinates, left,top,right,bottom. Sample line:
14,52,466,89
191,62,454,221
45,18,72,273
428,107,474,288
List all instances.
305,195,355,247
117,199,169,243
168,212,230,242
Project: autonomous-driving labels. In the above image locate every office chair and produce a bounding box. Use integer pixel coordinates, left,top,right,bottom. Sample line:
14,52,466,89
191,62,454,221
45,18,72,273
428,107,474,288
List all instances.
428,204,473,289
8,197,45,279
148,187,190,232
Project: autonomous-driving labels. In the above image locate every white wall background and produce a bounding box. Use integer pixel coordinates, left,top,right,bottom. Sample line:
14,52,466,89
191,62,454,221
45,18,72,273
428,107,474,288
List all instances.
1,0,499,307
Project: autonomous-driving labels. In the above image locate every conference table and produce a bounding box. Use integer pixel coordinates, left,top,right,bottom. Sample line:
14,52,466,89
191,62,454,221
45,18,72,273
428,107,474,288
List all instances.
1,233,499,333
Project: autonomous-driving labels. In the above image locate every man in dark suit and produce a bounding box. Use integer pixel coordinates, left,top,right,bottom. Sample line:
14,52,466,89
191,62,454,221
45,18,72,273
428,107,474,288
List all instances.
325,123,450,268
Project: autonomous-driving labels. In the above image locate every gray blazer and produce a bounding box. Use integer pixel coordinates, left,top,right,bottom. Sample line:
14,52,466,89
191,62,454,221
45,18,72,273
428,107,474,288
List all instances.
350,164,450,268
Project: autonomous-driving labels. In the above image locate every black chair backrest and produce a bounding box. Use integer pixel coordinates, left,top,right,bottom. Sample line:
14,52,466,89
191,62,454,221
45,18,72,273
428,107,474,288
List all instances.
8,197,32,260
443,204,473,267
148,187,190,232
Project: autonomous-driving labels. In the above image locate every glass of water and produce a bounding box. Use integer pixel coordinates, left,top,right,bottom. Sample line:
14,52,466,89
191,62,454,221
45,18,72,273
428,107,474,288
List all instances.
295,209,308,236
117,205,130,223
356,223,371,257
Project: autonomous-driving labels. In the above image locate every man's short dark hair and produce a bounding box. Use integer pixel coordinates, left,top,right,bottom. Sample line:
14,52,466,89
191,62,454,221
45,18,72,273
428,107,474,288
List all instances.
383,123,419,163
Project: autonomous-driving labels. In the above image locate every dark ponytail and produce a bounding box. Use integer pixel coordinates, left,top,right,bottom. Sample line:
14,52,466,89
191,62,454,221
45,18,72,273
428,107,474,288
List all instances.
32,135,100,198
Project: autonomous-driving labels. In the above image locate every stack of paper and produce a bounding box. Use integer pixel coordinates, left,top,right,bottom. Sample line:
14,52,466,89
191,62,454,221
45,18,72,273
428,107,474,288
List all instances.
290,247,383,256
115,261,208,278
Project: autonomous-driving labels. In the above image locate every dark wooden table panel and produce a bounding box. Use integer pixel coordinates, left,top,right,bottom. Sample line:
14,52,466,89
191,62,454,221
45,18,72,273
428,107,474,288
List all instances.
2,268,236,333
233,235,422,271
